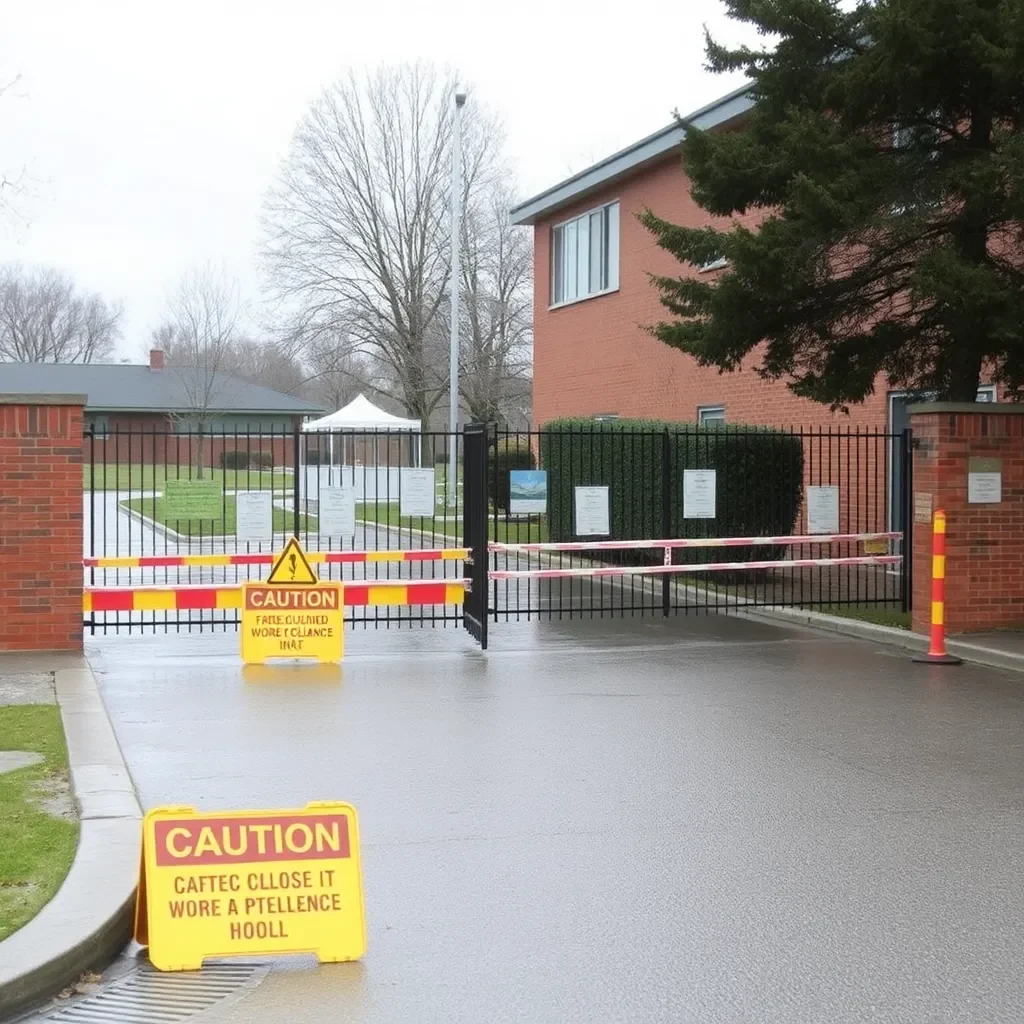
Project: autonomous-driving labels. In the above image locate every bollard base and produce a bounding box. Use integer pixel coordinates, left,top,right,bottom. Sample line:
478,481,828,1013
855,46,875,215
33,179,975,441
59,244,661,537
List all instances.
912,652,963,665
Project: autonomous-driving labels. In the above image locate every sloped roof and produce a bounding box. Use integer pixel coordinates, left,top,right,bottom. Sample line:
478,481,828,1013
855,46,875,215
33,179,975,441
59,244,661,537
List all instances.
510,84,754,226
0,362,323,415
302,393,421,431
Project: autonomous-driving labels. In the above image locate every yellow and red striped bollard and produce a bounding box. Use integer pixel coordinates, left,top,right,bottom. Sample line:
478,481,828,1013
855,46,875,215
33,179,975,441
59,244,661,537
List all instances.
913,509,962,665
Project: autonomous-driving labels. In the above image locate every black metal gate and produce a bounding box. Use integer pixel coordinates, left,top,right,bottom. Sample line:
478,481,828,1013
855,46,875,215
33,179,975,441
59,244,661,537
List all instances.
84,424,468,634
478,424,913,626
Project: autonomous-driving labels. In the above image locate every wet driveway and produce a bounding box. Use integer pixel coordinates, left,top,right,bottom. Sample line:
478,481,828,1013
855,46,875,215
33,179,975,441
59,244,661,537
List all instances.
88,614,1024,1023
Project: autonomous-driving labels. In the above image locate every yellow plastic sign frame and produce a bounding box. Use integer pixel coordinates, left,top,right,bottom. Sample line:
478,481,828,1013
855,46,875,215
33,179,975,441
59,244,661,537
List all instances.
135,803,366,971
241,538,344,664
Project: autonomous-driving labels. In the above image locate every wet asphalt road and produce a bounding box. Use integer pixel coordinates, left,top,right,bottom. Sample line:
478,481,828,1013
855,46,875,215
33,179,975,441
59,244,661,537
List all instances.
88,615,1024,1024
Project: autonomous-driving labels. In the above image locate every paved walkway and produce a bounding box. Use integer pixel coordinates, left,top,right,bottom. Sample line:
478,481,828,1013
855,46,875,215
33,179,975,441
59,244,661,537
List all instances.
85,613,1024,1024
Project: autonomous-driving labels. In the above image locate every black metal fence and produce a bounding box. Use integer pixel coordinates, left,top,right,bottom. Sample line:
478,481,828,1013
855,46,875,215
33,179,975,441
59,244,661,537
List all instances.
481,424,912,623
84,421,912,639
84,425,468,634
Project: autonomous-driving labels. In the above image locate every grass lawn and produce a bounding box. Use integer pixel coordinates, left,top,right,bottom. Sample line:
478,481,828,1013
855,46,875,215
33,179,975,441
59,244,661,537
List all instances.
815,603,912,630
122,496,316,536
354,502,548,544
85,464,293,491
0,705,79,941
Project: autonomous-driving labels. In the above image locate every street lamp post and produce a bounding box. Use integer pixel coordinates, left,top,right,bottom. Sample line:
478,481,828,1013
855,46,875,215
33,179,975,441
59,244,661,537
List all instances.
448,91,465,507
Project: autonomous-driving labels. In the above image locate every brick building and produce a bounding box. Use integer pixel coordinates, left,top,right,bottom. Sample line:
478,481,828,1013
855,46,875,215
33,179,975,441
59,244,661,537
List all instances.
511,85,998,434
1,349,323,466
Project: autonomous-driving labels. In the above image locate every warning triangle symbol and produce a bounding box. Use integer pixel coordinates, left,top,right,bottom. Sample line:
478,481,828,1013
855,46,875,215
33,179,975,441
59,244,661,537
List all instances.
267,536,318,585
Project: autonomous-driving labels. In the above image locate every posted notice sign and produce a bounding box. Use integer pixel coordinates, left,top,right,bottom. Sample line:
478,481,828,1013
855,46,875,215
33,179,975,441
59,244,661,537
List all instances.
135,803,366,971
240,538,343,664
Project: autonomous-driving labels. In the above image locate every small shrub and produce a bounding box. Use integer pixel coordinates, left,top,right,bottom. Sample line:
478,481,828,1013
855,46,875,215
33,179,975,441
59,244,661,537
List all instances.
219,450,250,469
252,451,274,468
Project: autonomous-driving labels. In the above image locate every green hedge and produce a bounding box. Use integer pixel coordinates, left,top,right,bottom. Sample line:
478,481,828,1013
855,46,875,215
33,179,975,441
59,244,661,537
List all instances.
539,417,803,564
219,450,277,469
492,437,536,512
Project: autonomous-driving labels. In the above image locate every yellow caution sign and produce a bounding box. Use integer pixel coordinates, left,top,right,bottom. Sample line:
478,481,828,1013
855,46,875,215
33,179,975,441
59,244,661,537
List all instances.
241,538,343,664
267,536,318,585
862,538,890,555
135,803,366,972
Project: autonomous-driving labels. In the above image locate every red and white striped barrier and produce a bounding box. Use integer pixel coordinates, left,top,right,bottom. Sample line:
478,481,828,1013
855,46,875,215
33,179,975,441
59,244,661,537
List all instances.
489,554,902,581
489,531,900,555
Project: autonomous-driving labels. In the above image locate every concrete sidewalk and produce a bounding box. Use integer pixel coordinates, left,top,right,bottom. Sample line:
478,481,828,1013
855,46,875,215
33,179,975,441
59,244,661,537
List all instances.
0,653,141,1021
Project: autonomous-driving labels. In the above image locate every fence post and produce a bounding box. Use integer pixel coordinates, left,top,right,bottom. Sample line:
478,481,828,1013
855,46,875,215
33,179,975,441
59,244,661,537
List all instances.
292,427,301,540
662,428,671,617
900,427,913,613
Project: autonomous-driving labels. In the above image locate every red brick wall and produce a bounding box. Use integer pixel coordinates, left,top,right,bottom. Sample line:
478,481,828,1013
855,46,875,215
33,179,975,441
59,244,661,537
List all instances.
530,154,997,431
910,405,1024,634
0,396,85,651
85,415,305,469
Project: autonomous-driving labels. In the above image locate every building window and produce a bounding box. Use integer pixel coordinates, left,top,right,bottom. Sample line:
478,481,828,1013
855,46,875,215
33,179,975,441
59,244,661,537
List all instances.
86,414,109,438
698,257,729,273
551,201,619,306
698,405,726,425
593,413,618,423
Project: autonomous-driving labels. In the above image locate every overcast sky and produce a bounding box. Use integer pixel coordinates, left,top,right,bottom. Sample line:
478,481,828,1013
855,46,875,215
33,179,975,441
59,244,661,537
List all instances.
0,0,753,357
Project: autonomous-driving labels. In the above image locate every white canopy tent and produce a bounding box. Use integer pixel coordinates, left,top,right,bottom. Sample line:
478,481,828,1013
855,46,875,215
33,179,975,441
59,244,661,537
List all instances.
301,393,423,469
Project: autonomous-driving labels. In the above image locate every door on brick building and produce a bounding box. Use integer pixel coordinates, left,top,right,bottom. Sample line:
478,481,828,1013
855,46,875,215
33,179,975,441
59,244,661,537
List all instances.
888,386,996,533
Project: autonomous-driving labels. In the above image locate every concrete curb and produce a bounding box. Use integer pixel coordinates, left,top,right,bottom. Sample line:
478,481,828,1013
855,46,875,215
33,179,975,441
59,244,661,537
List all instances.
0,663,141,1021
739,605,1024,674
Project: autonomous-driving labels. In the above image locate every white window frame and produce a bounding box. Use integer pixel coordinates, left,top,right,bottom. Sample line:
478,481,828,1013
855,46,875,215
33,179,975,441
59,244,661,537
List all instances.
549,200,620,309
698,405,726,425
698,257,729,273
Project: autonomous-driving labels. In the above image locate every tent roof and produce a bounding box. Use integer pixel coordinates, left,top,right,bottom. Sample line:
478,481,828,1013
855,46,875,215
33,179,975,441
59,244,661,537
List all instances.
301,393,421,432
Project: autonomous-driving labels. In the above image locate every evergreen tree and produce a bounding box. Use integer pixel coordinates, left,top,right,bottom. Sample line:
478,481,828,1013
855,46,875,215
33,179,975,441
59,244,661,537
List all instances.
641,0,1024,405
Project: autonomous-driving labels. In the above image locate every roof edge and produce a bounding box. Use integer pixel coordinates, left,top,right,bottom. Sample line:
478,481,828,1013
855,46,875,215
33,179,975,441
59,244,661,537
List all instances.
510,82,754,226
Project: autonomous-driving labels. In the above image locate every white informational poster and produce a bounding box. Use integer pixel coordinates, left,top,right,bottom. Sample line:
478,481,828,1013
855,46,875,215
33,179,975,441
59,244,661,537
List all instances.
235,490,273,543
318,486,356,538
574,486,610,537
683,469,717,519
400,468,436,518
968,472,1001,504
806,485,840,534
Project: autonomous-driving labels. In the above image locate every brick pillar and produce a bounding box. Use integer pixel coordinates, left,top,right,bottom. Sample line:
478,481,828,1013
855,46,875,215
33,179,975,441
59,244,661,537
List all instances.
0,394,86,652
909,402,1024,635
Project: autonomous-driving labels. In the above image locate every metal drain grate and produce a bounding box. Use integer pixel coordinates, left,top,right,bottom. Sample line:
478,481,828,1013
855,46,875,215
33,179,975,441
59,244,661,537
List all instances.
38,961,270,1023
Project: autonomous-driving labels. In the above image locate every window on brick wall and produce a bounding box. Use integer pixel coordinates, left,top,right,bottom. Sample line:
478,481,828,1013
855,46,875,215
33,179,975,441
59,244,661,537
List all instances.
698,405,726,425
551,201,619,306
86,414,109,438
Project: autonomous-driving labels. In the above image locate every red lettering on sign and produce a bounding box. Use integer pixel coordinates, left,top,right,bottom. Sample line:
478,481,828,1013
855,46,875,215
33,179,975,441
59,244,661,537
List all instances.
153,814,351,866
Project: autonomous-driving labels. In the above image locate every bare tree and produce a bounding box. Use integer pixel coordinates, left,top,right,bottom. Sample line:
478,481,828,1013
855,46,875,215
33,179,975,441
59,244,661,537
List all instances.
263,63,502,452
0,265,122,363
456,184,533,426
224,335,306,395
0,75,31,231
156,266,242,477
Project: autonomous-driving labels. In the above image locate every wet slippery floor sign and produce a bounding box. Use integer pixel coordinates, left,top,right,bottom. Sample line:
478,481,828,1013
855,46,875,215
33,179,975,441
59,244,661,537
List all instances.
134,803,366,971
241,537,343,664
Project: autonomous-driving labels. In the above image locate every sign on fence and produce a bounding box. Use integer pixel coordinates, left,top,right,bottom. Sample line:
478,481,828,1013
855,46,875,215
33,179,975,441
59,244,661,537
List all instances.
683,470,717,519
806,485,840,535
163,479,222,520
235,491,273,543
318,487,356,538
400,468,436,517
510,470,548,515
134,803,366,971
574,486,610,536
